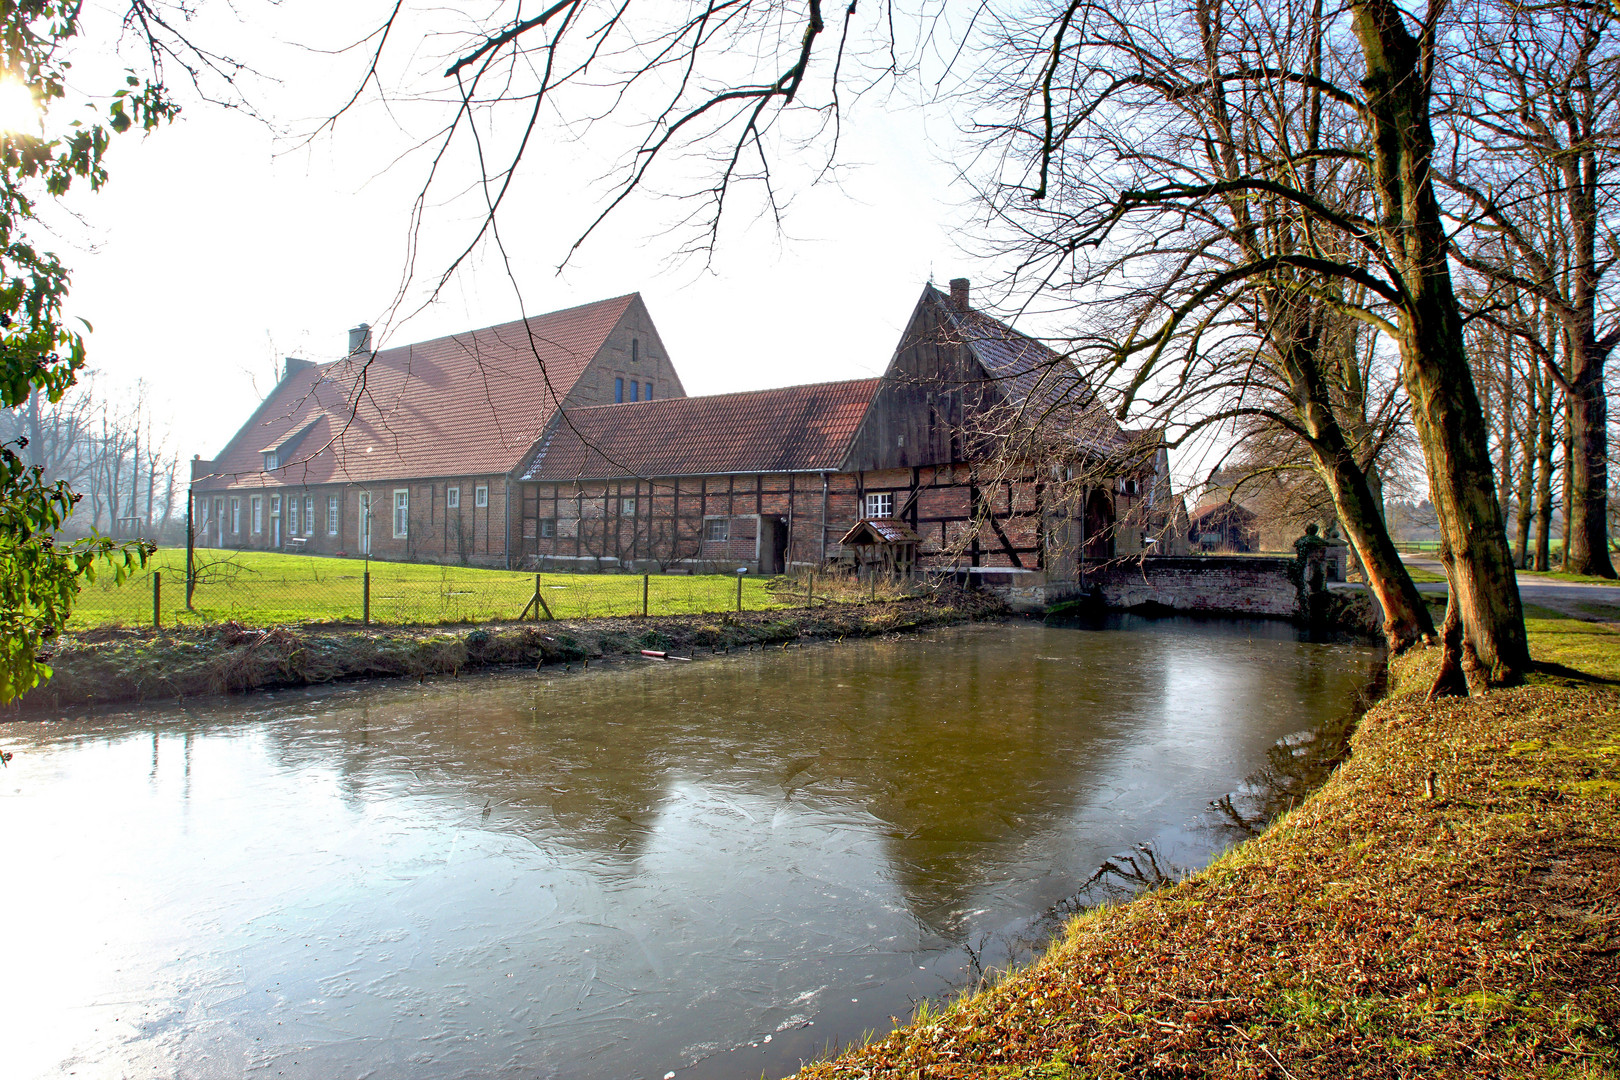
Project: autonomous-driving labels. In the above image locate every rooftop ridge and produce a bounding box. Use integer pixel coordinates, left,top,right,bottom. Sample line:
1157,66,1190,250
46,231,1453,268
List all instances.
299,293,641,373
556,375,883,415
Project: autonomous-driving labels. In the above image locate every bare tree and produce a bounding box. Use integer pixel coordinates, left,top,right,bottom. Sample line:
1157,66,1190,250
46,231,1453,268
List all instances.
956,0,1530,679
1441,0,1620,577
964,0,1440,649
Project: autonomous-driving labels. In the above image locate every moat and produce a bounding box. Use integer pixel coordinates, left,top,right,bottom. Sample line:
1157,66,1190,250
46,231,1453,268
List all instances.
2,617,1380,1080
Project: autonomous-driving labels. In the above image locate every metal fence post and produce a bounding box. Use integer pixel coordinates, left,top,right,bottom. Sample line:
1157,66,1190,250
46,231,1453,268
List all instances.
736,572,743,612
153,571,161,628
536,574,543,621
363,572,371,625
807,571,814,608
643,573,650,617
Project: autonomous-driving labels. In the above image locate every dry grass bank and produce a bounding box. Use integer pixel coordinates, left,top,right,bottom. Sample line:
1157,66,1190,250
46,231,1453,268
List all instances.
795,614,1620,1079
20,591,1005,714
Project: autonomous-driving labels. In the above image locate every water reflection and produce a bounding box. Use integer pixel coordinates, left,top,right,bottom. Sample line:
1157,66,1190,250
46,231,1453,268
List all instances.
2,618,1378,1080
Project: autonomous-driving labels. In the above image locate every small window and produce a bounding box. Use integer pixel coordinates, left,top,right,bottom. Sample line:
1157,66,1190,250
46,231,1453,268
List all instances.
447,486,460,509
393,489,409,538
644,384,654,400
632,338,639,363
213,499,223,535
475,485,488,508
231,497,241,534
327,495,339,536
264,451,279,472
539,518,556,538
865,492,894,519
251,496,263,534
304,496,314,536
705,517,729,543
630,380,639,402
615,377,624,403
288,497,299,536
620,497,636,517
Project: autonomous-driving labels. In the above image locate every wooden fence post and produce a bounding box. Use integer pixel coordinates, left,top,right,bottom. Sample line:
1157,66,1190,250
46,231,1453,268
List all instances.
363,572,371,625
185,490,195,610
153,571,161,629
643,573,650,617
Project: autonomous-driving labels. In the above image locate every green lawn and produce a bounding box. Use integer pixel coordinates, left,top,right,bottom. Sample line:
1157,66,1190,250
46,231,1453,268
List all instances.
69,547,797,628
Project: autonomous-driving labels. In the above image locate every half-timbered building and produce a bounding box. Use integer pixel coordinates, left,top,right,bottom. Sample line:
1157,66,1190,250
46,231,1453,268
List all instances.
193,279,1166,578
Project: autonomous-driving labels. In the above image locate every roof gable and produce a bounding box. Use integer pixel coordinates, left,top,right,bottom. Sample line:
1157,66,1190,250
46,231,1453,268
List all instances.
923,285,1129,458
198,294,639,489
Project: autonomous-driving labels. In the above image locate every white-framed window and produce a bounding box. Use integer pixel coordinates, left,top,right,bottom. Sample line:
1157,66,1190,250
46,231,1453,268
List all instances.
705,517,729,543
230,497,241,534
304,496,314,536
447,486,460,509
539,518,556,538
214,498,224,537
264,451,279,472
327,495,339,536
620,497,636,517
251,496,263,534
393,489,409,538
475,484,488,508
288,497,299,536
865,492,894,519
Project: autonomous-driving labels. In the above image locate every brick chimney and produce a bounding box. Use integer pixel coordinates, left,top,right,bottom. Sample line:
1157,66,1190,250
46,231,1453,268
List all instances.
949,277,970,311
348,323,372,355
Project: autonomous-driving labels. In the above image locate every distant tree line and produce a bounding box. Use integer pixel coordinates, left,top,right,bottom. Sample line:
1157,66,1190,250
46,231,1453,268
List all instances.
0,378,185,543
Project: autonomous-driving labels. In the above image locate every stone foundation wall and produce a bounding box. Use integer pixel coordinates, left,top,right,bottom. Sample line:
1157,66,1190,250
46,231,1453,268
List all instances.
1089,556,1299,618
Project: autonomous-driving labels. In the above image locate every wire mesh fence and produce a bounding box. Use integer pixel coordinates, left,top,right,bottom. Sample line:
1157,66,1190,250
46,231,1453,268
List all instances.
67,547,921,630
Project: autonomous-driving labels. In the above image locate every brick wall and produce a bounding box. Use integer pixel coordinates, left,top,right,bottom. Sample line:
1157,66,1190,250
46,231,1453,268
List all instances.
192,475,514,567
1090,556,1299,618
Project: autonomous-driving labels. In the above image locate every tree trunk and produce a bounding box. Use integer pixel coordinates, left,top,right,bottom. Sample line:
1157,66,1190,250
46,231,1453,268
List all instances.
1564,355,1614,576
1514,416,1535,568
1497,356,1514,530
1557,130,1615,577
1314,439,1435,650
1562,403,1574,566
1280,316,1434,652
1534,365,1555,571
1350,0,1530,684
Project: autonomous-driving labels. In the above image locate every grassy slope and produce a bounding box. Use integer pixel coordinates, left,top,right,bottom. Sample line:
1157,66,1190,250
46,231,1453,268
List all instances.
795,613,1620,1079
69,547,806,627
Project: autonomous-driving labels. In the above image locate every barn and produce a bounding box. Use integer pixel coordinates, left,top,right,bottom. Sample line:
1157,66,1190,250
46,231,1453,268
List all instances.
191,280,1167,579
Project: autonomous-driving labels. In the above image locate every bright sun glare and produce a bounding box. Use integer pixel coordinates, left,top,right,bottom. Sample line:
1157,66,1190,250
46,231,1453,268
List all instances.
0,78,39,134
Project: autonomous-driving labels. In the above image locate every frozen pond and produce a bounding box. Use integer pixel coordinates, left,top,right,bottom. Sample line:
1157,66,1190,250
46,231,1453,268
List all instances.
2,617,1379,1079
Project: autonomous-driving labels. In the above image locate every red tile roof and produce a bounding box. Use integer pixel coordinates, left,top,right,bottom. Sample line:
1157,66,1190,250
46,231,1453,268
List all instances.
839,518,922,545
196,295,637,490
524,378,881,480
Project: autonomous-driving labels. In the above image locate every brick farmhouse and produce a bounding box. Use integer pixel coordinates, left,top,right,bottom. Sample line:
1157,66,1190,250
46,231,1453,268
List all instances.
191,281,1172,579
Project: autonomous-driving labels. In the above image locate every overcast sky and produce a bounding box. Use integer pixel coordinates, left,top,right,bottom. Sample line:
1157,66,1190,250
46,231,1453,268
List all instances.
53,1,982,465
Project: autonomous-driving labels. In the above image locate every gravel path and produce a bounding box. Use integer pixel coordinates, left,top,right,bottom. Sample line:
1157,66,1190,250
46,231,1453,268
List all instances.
1402,554,1620,621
